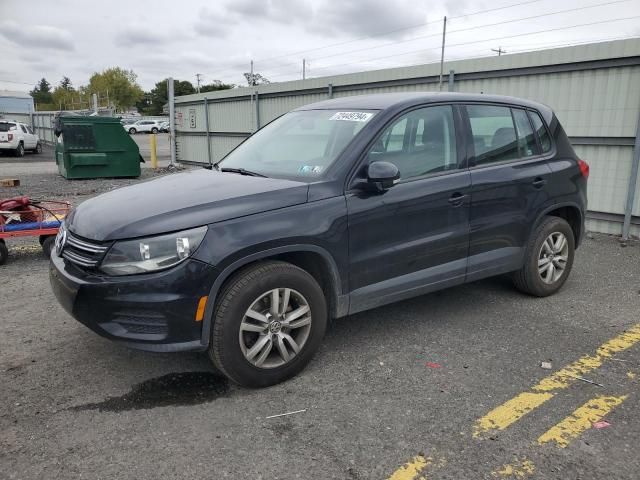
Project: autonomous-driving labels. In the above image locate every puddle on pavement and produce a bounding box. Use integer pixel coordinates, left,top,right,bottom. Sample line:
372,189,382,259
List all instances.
69,371,230,412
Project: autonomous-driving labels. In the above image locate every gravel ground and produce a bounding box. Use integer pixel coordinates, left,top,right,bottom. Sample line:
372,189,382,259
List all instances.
1,157,639,480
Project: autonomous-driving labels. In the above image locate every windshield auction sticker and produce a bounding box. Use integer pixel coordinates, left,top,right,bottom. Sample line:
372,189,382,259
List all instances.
329,112,373,122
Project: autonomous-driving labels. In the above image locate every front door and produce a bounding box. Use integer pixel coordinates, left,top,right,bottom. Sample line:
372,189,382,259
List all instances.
347,104,471,314
464,104,554,281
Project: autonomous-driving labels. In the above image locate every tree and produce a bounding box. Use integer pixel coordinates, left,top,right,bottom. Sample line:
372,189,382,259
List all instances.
30,78,53,107
137,79,196,115
200,80,235,92
60,76,73,91
86,67,144,112
243,72,270,86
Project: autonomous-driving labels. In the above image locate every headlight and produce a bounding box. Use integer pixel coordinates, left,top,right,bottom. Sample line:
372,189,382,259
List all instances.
100,226,207,276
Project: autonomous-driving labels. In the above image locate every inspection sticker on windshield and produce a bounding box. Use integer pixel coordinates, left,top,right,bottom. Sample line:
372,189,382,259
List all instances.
329,112,373,122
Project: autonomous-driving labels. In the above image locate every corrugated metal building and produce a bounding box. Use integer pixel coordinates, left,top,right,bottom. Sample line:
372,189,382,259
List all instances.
0,90,34,114
163,39,640,237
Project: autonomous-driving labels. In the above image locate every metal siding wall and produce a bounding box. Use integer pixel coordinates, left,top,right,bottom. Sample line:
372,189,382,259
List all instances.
173,39,640,236
573,145,634,215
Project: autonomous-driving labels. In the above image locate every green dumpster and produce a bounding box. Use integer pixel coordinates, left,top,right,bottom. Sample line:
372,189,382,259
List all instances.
54,115,142,179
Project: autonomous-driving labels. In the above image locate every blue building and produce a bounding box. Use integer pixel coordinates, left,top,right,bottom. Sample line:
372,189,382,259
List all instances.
0,90,34,113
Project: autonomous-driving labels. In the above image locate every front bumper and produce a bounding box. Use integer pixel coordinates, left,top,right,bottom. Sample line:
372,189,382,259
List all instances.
49,252,217,352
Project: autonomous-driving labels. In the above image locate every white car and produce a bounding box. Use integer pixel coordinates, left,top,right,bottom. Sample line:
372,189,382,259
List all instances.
125,120,164,134
0,120,41,157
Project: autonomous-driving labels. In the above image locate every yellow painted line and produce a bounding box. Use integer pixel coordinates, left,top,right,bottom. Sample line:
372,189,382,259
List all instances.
474,324,640,437
387,455,431,480
491,457,535,478
475,392,553,434
538,395,627,448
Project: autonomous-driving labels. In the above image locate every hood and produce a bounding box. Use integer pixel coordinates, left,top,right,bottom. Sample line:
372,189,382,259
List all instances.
67,169,309,241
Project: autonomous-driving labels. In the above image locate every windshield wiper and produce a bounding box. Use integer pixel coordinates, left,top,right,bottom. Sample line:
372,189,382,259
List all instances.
219,167,267,178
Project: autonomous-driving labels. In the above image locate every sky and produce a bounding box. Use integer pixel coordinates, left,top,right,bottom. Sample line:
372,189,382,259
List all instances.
0,0,639,93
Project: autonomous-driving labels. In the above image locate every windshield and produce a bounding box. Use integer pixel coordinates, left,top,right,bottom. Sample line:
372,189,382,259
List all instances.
220,109,377,179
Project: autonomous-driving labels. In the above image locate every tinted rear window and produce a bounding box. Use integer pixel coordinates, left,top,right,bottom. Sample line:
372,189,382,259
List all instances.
530,112,552,153
0,123,16,132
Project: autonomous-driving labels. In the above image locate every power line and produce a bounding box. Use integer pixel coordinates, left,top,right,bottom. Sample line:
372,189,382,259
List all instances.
262,0,630,77
275,15,640,79
208,0,545,80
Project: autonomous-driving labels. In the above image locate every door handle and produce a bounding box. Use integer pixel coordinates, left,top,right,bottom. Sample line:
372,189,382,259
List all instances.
532,177,547,189
448,192,467,207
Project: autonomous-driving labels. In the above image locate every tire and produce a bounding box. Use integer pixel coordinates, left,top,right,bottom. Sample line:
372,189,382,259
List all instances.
0,241,8,265
15,143,24,157
512,216,575,297
34,142,42,154
129,128,136,134
42,236,55,259
208,261,328,388
151,127,158,134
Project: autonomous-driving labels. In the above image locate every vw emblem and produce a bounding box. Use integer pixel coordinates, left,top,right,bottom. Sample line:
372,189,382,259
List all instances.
55,228,67,256
269,321,282,334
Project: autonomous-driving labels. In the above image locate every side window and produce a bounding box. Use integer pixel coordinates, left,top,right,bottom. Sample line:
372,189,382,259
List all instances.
530,111,552,153
467,105,518,165
20,125,28,133
368,105,457,180
511,109,537,157
27,127,34,134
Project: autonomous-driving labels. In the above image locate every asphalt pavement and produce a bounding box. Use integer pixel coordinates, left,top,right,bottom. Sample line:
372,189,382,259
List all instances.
1,156,639,479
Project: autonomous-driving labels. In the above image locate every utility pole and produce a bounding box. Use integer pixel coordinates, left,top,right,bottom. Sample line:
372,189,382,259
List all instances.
438,16,447,91
196,73,202,93
167,78,176,166
250,60,254,86
491,47,506,56
302,58,306,80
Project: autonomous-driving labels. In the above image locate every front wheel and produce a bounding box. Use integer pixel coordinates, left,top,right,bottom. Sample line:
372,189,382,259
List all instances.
129,128,136,134
208,261,327,388
0,240,8,265
42,236,56,259
151,127,158,134
512,216,575,297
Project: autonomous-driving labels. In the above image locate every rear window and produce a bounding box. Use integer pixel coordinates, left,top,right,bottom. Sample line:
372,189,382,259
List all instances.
0,123,16,132
530,112,552,153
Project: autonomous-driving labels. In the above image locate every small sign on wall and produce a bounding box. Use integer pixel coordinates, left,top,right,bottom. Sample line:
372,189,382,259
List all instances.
189,109,196,128
176,112,183,127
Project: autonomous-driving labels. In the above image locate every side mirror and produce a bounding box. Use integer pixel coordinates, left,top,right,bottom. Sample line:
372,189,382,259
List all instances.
367,161,400,191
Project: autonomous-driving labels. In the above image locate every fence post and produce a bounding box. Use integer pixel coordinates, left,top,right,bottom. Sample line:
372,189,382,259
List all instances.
255,90,260,130
622,111,640,240
204,97,212,167
448,70,455,92
168,78,176,166
328,83,333,99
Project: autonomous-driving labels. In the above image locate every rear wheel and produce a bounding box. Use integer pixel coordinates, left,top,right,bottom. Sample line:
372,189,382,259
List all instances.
129,128,136,134
42,236,55,259
512,216,575,297
0,240,8,265
15,143,24,157
208,261,327,388
151,127,158,134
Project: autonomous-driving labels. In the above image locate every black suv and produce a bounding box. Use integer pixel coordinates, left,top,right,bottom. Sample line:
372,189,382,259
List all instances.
50,93,588,387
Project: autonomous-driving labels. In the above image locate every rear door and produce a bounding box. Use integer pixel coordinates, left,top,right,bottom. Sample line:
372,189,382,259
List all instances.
347,104,471,313
20,124,36,149
463,104,553,281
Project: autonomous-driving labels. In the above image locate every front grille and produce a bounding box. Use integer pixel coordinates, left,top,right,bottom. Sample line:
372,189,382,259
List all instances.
62,231,109,268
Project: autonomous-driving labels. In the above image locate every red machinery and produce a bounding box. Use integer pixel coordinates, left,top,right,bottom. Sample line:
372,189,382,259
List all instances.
0,196,70,265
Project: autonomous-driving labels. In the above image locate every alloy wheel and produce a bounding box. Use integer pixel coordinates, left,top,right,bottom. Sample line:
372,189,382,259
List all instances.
239,288,312,368
538,232,569,284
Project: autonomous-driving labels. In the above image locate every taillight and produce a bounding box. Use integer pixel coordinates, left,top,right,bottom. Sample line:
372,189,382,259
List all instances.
7,133,13,141
578,159,589,179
